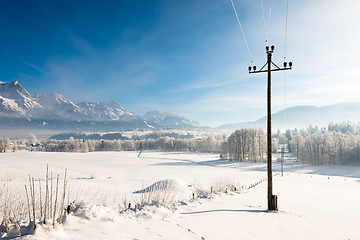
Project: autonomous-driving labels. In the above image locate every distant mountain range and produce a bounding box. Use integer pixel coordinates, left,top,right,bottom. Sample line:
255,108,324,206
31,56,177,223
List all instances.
1,81,359,133
217,102,360,131
0,81,200,131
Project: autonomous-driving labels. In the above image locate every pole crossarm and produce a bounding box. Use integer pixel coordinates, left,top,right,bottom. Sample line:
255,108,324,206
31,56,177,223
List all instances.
249,67,292,74
248,48,293,74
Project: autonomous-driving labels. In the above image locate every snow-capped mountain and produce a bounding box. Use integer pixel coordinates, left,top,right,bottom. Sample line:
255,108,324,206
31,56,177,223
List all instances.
0,81,137,122
78,101,137,121
0,81,201,131
0,81,42,116
0,95,26,116
37,93,87,120
143,111,200,129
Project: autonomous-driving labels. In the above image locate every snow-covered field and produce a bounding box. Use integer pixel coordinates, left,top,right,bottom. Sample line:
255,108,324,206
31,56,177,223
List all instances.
1,151,360,239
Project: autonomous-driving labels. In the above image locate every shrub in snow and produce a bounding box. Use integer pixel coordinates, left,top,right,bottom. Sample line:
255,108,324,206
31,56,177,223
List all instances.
0,167,69,238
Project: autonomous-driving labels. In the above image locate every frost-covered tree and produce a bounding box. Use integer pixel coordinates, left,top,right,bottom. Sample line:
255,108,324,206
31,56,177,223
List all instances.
0,138,10,153
288,124,360,165
28,133,37,146
222,129,266,162
80,140,89,153
12,141,18,152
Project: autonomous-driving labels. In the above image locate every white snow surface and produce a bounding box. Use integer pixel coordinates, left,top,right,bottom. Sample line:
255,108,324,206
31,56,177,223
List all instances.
0,151,359,240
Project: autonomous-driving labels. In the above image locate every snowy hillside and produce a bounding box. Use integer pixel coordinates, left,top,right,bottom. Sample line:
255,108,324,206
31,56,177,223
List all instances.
0,151,359,239
217,102,360,131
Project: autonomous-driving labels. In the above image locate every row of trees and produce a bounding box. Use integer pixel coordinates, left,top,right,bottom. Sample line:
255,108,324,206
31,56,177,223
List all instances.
221,122,360,165
221,129,268,162
2,121,360,165
289,128,360,165
35,136,223,153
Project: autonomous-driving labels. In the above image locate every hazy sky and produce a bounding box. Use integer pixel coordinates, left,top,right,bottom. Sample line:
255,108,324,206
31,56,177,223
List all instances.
1,0,359,127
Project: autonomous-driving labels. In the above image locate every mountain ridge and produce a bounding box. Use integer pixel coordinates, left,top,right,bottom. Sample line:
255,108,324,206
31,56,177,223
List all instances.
2,81,359,132
0,81,200,131
216,103,360,131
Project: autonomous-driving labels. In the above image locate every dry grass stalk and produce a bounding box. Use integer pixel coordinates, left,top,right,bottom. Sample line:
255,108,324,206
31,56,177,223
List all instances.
32,178,36,228
38,179,43,221
50,172,53,220
28,175,36,229
59,169,67,224
52,174,59,226
24,185,31,224
44,165,49,224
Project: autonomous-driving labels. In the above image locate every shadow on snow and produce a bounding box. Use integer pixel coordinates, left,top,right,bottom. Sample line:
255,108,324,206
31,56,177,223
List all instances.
180,209,267,215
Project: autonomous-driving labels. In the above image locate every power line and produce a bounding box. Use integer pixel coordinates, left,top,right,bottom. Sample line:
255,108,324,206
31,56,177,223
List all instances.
230,0,253,62
267,8,272,45
284,0,289,125
260,0,268,43
284,70,287,124
284,0,289,60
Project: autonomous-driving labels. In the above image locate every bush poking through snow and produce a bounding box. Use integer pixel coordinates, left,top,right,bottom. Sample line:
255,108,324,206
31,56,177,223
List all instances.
211,178,242,194
1,182,30,238
1,173,263,238
0,166,69,238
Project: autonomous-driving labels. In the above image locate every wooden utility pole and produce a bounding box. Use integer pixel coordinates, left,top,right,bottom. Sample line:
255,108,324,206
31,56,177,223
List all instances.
249,45,292,211
281,145,285,177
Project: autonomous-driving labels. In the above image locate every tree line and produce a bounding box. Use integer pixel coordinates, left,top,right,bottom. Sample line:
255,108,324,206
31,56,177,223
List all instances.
221,121,360,165
221,129,267,162
17,135,222,153
288,123,360,165
2,121,360,165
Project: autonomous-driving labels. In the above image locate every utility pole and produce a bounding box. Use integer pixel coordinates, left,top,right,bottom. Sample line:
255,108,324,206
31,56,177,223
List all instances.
281,144,285,177
248,45,292,211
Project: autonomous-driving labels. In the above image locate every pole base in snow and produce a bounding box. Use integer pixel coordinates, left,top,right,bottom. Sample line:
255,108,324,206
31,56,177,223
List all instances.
269,195,278,211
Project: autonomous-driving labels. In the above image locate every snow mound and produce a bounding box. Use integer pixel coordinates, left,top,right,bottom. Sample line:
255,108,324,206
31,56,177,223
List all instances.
133,179,179,194
133,179,187,194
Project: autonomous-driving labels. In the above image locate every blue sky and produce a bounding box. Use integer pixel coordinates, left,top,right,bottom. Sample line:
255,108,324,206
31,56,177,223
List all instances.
1,0,359,127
